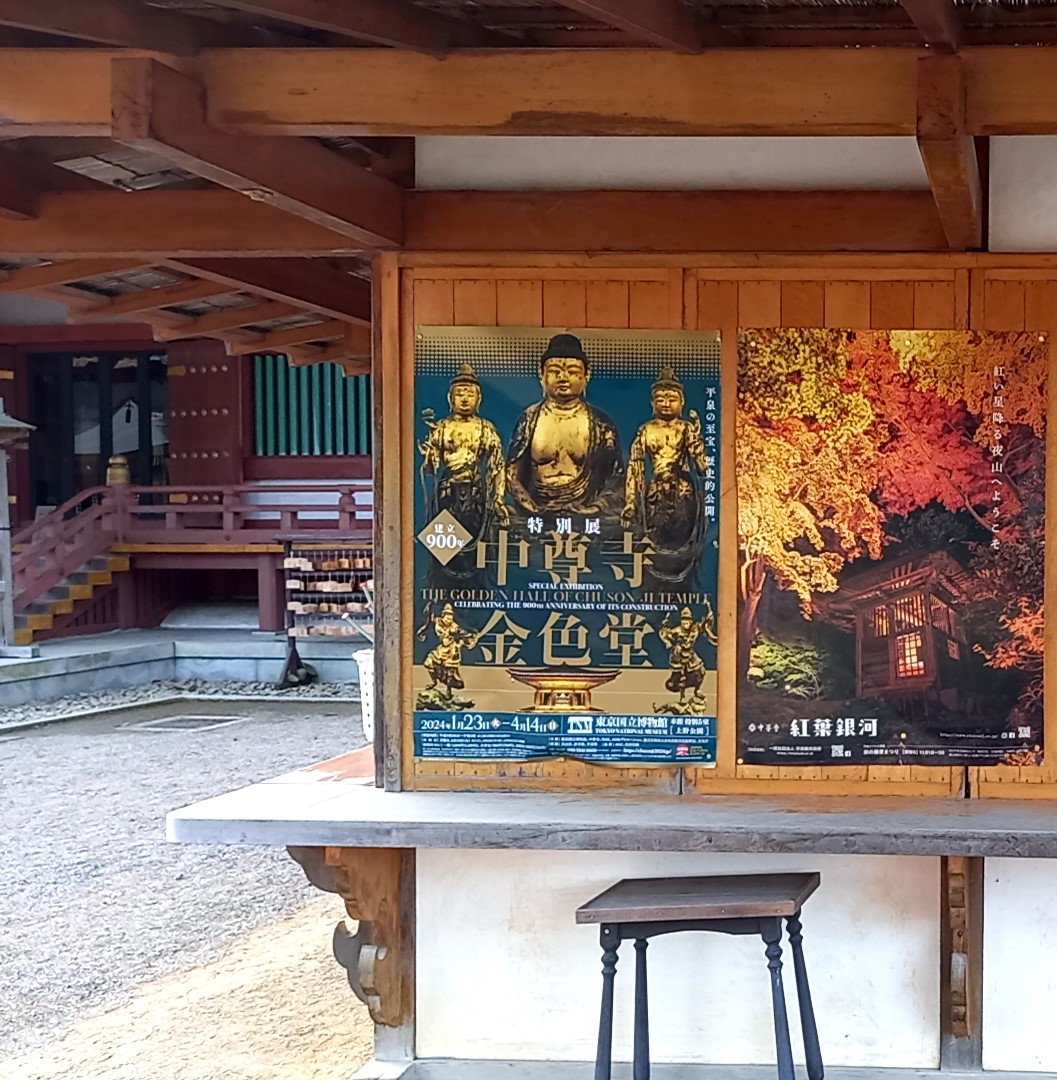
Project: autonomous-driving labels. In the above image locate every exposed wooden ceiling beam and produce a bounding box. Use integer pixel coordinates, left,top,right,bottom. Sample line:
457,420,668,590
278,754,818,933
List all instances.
900,0,961,52
917,55,981,251
0,189,357,258
208,0,516,54
405,190,949,253
0,258,146,292
67,278,236,322
15,48,1057,138
227,318,349,355
203,47,921,136
0,187,952,256
552,1,702,52
152,299,300,342
0,0,275,54
165,258,372,325
111,58,403,249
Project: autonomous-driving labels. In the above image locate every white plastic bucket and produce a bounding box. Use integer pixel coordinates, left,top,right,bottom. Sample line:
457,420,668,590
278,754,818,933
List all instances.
353,648,375,743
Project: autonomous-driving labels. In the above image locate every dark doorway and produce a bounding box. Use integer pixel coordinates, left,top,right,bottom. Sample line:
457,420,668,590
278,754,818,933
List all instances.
27,351,168,517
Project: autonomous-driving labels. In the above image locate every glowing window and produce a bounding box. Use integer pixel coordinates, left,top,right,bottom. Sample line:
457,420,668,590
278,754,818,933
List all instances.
948,639,961,660
931,596,951,634
871,605,889,638
896,632,926,678
893,592,927,631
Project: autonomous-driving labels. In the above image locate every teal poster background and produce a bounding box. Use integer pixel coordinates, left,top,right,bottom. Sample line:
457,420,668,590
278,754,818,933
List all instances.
412,327,722,764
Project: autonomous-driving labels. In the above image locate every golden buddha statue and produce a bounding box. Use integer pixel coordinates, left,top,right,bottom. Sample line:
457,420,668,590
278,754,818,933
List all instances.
622,366,710,580
506,334,623,517
419,363,508,577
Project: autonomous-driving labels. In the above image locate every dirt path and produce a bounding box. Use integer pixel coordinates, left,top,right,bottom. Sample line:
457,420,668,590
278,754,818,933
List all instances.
1,897,375,1080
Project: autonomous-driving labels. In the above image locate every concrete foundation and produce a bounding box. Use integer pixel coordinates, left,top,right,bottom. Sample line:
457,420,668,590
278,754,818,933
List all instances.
358,1064,1057,1080
0,628,362,707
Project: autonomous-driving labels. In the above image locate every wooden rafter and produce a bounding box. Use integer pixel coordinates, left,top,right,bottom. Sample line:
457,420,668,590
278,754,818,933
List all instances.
917,55,982,251
553,1,702,52
289,343,370,371
67,279,235,322
228,319,349,355
152,300,300,342
0,144,105,219
0,189,358,258
0,0,273,54
111,58,403,248
164,258,373,325
0,258,147,292
208,0,516,54
900,0,961,53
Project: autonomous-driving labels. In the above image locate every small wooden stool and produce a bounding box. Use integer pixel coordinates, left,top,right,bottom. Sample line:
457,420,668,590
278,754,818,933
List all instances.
576,872,823,1080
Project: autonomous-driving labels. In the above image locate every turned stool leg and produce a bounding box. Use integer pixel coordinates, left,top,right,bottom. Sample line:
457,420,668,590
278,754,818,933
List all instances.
761,917,795,1080
594,926,620,1080
633,938,650,1080
787,914,824,1080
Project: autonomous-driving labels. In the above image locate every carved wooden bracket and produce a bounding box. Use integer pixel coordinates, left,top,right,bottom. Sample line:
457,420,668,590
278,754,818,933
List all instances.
287,844,414,1029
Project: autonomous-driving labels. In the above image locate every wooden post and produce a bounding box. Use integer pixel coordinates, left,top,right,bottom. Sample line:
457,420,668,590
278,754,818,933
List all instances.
940,854,983,1069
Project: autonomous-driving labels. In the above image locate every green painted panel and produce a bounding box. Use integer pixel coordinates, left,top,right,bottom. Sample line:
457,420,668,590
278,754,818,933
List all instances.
321,363,335,453
298,363,310,454
263,354,276,456
274,355,288,455
253,355,265,456
252,353,372,457
335,363,348,455
287,359,300,455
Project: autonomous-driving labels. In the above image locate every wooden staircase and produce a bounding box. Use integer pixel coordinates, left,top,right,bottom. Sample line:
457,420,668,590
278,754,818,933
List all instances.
13,554,131,646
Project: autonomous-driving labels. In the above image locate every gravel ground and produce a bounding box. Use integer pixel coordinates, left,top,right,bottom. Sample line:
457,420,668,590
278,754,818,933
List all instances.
0,693,366,1059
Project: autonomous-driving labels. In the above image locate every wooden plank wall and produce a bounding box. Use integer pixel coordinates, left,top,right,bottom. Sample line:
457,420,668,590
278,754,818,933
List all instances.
389,261,1053,797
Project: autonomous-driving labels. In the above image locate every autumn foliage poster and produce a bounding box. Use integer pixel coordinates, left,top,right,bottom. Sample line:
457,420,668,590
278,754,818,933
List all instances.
737,329,1046,767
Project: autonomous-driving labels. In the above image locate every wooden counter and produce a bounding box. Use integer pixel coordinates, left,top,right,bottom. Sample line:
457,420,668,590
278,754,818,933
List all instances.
167,751,1057,858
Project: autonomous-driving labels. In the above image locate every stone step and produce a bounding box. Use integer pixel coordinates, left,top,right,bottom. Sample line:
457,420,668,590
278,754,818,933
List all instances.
17,551,130,644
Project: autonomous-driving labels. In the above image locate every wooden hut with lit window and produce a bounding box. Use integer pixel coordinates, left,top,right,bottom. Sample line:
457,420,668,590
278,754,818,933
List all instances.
825,551,976,708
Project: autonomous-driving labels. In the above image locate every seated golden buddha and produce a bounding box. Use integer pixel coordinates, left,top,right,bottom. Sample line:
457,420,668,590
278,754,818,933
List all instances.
506,333,624,517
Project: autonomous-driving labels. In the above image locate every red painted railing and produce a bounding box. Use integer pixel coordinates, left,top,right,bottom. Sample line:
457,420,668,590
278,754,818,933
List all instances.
12,481,372,612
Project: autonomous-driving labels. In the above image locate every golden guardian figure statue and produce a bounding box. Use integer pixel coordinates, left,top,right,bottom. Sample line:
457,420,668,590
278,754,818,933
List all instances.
657,602,718,712
622,365,710,582
416,602,481,709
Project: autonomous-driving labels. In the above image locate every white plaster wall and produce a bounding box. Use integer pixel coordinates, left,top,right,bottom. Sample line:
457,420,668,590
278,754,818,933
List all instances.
416,850,939,1067
990,137,1057,252
415,136,928,191
0,292,68,325
243,478,373,522
983,858,1057,1071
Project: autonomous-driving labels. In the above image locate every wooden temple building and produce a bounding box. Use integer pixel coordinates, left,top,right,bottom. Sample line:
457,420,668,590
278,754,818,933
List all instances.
5,1,1057,1077
824,552,977,705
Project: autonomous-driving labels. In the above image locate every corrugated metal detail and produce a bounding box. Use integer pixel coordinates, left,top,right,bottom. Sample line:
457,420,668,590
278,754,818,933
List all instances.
253,353,371,456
